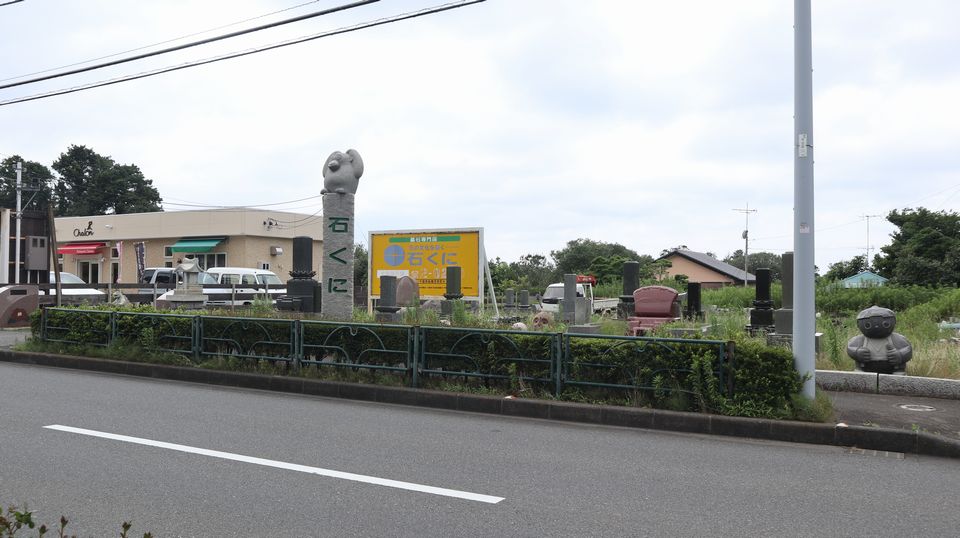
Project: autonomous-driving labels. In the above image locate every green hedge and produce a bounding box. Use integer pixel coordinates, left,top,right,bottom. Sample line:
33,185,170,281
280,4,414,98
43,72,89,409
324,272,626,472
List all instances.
31,307,809,419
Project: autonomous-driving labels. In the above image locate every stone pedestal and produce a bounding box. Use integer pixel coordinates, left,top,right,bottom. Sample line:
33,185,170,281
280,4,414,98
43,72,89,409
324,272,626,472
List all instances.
321,193,355,319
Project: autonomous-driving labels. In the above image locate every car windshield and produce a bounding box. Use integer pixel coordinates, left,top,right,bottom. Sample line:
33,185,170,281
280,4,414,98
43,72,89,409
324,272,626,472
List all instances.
258,274,283,285
542,286,564,300
198,272,218,284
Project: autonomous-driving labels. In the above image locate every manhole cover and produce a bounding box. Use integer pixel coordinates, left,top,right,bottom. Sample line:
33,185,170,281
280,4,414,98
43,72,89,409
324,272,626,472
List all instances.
898,404,936,412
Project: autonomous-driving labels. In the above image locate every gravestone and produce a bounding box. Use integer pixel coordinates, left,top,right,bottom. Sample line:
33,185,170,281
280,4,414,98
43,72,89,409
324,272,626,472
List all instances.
440,266,462,317
562,273,577,323
619,261,640,319
396,276,419,307
320,148,363,320
748,268,775,332
774,251,794,334
518,290,531,310
685,282,703,320
627,285,680,336
375,275,401,322
280,235,320,312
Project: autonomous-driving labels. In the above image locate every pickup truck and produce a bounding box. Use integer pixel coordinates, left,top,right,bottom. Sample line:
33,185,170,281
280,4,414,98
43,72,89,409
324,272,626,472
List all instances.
539,276,619,315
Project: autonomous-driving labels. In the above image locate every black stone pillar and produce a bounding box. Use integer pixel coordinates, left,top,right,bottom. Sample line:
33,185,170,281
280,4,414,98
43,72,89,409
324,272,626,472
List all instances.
283,235,318,312
619,261,640,319
686,282,702,320
749,268,774,329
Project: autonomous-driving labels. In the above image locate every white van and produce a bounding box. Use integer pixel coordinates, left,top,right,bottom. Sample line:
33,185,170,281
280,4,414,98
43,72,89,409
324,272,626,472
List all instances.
204,267,285,305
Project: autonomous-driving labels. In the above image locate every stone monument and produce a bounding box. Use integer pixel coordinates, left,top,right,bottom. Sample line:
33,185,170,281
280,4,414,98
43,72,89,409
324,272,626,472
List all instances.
619,261,640,319
320,149,363,319
440,266,463,318
278,236,320,312
774,251,794,334
747,268,775,333
165,258,206,309
846,305,913,374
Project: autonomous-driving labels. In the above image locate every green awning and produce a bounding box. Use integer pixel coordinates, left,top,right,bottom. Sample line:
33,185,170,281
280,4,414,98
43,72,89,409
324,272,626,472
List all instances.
170,237,225,253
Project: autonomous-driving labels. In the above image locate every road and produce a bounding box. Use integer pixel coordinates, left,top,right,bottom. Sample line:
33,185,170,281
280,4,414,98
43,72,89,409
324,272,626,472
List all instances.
1,362,958,537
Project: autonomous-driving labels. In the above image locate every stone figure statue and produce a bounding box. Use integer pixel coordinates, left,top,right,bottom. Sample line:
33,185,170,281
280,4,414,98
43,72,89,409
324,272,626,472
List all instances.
321,149,364,194
846,305,913,374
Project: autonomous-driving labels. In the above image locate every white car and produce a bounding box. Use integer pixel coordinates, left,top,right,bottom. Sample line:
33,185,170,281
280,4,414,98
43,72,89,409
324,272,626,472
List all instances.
46,271,106,302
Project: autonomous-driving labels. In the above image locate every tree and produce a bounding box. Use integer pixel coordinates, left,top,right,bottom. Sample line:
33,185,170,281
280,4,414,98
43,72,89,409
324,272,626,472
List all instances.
723,250,783,281
0,156,55,212
551,238,645,277
874,208,960,286
51,145,163,216
354,243,368,287
822,255,867,282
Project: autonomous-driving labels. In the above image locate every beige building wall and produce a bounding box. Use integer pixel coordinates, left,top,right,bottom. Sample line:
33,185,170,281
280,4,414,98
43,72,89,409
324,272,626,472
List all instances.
55,209,325,284
663,255,735,288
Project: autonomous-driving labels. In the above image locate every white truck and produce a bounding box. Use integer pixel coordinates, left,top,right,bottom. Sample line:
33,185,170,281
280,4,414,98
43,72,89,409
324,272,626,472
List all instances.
539,275,619,315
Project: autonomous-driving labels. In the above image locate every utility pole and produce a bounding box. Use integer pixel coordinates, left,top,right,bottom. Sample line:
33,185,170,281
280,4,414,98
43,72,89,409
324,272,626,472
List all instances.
861,214,881,270
14,161,22,284
732,203,757,287
794,0,816,400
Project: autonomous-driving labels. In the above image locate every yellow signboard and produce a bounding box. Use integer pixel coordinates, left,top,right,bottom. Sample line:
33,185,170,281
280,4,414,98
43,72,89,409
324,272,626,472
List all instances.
369,228,483,299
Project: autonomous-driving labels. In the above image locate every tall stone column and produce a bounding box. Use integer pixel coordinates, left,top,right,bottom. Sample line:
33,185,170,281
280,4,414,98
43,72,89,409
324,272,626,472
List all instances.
321,193,355,319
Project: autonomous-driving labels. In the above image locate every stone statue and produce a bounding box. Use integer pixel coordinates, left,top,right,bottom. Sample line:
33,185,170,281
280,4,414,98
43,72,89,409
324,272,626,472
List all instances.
321,149,364,194
846,305,913,374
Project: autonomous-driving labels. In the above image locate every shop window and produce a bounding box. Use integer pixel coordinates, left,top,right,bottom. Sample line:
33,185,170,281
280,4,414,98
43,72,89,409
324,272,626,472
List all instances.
184,252,226,271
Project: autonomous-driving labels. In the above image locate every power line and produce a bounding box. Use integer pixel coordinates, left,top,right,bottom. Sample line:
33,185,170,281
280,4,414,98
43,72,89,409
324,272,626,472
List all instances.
0,0,326,83
0,0,24,7
163,193,322,208
0,0,487,107
0,0,380,91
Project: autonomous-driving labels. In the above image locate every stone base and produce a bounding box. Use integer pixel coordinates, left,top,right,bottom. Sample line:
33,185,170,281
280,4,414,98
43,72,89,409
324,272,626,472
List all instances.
375,311,400,323
774,308,793,334
566,324,601,335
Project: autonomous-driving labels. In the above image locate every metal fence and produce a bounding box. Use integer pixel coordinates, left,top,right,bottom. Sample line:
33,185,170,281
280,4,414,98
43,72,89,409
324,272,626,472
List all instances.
39,308,733,398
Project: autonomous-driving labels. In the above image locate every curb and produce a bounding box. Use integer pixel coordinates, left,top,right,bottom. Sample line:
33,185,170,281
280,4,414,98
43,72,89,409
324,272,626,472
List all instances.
816,369,960,400
3,350,959,460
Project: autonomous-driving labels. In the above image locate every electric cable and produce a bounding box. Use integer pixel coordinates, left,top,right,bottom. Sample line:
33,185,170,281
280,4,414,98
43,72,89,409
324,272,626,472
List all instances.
163,193,322,208
0,0,486,107
0,0,325,83
0,0,380,91
0,0,24,7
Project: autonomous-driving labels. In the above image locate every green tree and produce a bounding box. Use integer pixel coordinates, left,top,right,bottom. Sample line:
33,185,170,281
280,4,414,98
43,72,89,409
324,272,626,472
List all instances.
822,255,867,281
723,250,783,281
51,145,163,216
354,243,368,287
0,156,55,211
874,207,960,286
551,238,645,278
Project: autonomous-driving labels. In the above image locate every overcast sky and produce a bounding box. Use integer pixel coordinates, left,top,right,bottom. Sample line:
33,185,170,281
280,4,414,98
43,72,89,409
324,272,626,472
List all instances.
2,0,958,271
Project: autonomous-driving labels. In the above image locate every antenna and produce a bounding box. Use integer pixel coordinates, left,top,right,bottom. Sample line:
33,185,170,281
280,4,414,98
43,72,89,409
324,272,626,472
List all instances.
732,203,757,287
861,214,881,270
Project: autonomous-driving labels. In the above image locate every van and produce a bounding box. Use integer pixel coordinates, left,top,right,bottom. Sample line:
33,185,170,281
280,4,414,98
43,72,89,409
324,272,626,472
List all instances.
204,267,285,305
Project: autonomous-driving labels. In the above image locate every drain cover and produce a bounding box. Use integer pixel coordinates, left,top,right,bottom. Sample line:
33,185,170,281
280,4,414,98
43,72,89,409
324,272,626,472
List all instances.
898,404,936,412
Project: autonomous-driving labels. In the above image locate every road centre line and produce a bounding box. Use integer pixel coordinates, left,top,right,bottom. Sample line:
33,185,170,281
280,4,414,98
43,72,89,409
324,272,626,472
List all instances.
44,425,504,504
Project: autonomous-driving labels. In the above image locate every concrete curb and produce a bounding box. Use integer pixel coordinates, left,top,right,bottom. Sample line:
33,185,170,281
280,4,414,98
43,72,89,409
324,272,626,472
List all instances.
3,350,958,460
816,369,960,400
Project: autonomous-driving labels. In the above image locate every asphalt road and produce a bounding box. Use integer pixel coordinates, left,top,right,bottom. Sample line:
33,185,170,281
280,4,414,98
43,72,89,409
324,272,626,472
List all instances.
1,362,958,537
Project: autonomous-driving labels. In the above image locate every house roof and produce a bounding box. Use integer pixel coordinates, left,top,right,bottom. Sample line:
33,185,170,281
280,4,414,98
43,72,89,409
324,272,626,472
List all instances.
659,249,756,283
841,270,888,287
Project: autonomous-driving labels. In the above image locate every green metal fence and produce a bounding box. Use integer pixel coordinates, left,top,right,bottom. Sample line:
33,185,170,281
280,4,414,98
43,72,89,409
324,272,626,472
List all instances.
39,308,733,398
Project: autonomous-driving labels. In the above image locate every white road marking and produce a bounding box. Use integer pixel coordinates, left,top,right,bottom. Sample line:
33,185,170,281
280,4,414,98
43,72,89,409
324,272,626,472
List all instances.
44,424,504,504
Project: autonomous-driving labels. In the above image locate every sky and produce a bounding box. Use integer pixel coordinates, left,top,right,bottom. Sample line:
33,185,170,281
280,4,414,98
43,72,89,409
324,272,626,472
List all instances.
1,0,958,272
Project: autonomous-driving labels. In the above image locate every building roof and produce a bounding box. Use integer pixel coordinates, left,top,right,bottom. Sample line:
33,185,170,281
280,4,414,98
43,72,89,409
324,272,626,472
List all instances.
841,270,888,288
659,248,756,283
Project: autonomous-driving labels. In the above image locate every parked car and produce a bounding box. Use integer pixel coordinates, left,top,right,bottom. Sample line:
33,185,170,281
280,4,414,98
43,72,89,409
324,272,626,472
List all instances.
45,271,106,303
203,267,285,306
